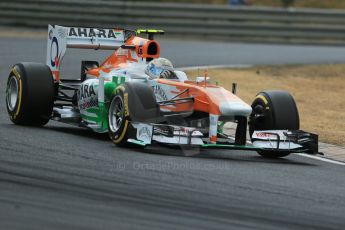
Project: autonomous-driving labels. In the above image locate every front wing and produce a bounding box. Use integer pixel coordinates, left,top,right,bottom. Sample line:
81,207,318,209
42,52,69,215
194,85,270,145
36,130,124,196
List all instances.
128,122,320,155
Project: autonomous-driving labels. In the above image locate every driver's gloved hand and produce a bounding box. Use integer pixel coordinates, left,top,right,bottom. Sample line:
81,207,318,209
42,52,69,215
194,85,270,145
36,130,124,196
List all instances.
160,70,172,79
160,70,178,79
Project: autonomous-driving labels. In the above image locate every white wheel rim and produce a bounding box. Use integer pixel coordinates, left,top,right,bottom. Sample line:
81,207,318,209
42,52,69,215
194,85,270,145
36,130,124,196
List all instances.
7,76,19,111
109,95,124,133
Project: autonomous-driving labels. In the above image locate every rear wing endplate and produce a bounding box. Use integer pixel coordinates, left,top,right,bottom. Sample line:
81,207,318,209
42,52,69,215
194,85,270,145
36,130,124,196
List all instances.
46,25,128,81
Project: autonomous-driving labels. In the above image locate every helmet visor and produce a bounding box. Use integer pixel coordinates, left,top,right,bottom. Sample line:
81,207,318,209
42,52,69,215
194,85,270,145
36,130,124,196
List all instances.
148,64,165,77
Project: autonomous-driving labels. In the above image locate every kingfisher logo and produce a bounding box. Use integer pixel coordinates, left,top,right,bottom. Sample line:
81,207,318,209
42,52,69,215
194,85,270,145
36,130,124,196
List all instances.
256,132,272,138
68,27,118,39
254,132,281,139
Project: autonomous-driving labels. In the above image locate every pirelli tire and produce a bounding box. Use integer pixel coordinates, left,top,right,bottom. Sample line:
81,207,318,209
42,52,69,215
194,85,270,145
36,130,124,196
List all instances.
6,62,55,126
108,82,159,147
249,90,300,158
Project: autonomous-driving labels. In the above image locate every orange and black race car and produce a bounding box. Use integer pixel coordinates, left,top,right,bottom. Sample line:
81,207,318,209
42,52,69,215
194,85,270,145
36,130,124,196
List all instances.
5,25,320,158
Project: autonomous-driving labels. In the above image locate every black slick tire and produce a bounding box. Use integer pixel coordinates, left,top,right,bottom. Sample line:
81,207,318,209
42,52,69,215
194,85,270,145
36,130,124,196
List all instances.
108,82,159,147
249,90,299,158
6,62,55,126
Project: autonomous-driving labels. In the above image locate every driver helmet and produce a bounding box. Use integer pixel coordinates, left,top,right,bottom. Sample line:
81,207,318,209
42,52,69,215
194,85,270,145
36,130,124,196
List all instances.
145,57,174,79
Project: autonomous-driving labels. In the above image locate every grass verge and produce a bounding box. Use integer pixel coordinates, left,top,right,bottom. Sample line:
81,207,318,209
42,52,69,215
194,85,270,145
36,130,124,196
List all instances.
185,64,345,147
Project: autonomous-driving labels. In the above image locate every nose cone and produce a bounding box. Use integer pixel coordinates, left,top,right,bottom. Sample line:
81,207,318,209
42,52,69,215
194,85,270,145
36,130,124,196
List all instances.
219,101,252,117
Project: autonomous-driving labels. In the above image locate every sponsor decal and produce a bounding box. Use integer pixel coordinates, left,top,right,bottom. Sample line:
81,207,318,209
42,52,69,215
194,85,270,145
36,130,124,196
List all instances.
48,29,53,40
174,127,201,137
139,126,151,140
136,124,153,144
124,93,129,116
79,97,98,110
180,127,190,136
138,45,143,55
68,27,117,39
152,85,168,101
253,131,287,141
256,132,274,138
138,41,145,56
78,84,96,100
78,83,98,110
50,37,61,68
11,67,21,79
255,95,268,105
209,114,218,140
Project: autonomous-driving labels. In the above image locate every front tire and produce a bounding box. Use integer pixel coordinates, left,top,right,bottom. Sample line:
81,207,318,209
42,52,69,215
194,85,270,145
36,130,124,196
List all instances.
249,90,299,158
6,62,55,126
108,86,133,146
108,82,159,146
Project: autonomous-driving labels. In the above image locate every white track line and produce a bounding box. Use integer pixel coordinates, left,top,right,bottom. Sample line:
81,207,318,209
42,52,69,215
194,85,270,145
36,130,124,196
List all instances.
297,153,345,166
178,64,252,71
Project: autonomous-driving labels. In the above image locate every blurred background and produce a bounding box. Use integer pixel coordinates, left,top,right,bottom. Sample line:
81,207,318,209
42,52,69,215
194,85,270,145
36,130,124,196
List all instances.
123,0,345,8
1,0,345,45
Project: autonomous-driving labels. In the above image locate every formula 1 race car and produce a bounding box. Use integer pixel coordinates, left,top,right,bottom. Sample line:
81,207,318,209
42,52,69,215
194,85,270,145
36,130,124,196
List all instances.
5,25,319,158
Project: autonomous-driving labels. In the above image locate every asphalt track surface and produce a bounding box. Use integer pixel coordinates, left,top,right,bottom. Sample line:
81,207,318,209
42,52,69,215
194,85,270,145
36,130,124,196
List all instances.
1,36,345,230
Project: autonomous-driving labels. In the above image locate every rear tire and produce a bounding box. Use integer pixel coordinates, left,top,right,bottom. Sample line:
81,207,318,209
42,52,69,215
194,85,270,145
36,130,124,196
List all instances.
6,62,55,126
249,90,299,158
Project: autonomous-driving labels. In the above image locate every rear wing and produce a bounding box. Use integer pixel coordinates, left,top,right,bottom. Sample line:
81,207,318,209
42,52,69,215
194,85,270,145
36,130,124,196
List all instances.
46,25,133,81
